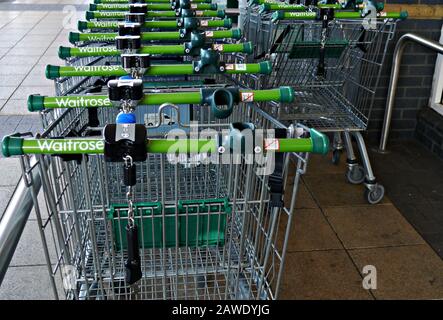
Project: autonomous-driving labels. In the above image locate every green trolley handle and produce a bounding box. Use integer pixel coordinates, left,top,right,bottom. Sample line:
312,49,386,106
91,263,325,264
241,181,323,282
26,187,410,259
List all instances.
90,3,217,11
78,18,232,31
27,87,294,111
69,29,241,43
45,61,272,79
85,10,226,20
94,0,212,3
271,10,408,22
259,3,306,13
58,42,252,59
1,131,329,157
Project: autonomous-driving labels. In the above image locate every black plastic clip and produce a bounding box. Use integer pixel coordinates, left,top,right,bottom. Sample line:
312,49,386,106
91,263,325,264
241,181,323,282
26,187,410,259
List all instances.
115,36,142,52
125,13,146,24
268,128,287,208
129,3,148,14
125,223,142,285
103,123,147,162
108,79,144,108
121,54,151,78
118,22,141,37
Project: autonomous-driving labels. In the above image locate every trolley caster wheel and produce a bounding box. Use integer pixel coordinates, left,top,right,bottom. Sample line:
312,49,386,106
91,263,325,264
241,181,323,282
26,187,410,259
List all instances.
332,149,341,165
364,184,385,204
346,165,365,185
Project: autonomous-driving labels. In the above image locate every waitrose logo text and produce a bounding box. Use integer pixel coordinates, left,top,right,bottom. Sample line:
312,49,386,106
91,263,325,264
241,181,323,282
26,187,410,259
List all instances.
36,140,104,152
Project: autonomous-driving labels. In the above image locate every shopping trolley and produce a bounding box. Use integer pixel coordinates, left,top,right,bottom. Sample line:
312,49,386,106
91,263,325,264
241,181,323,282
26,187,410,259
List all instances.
240,8,407,203
2,100,329,300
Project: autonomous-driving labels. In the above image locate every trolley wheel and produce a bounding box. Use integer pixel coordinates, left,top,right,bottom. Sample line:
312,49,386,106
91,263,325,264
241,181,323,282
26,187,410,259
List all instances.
346,165,365,185
364,184,385,204
332,149,341,165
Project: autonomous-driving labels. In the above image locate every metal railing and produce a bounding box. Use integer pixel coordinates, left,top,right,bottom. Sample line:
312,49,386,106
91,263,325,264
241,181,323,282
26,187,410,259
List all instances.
378,33,443,153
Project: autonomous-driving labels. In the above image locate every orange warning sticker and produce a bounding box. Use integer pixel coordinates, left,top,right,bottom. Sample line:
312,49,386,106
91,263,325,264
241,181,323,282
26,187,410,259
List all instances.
241,92,254,102
264,138,280,151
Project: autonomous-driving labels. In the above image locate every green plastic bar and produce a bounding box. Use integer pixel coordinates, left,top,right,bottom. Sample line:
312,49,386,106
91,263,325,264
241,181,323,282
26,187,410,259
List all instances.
86,10,225,20
70,28,241,43
27,87,293,111
91,3,216,11
260,3,305,13
251,0,342,7
272,10,408,21
271,11,317,21
58,88,285,108
2,133,329,157
45,61,271,79
59,42,251,58
95,0,212,3
76,18,232,31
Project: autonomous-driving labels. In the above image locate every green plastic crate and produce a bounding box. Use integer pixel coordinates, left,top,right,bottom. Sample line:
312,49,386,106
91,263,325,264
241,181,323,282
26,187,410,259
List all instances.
109,198,231,250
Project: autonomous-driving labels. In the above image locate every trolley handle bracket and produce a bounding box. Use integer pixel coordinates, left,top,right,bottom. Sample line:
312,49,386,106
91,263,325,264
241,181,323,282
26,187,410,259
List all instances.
116,36,142,53
103,123,147,162
129,3,148,14
118,22,142,37
184,32,205,54
108,78,144,108
121,54,151,78
192,50,225,74
178,17,200,31
176,9,197,18
125,13,146,24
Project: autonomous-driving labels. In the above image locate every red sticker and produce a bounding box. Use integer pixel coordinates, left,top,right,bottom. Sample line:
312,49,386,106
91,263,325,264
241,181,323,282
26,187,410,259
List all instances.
213,44,224,51
264,138,280,151
241,92,254,102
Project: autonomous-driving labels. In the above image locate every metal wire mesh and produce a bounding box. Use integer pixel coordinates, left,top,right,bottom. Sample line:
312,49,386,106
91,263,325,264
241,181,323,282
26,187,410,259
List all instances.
24,102,309,300
244,18,396,131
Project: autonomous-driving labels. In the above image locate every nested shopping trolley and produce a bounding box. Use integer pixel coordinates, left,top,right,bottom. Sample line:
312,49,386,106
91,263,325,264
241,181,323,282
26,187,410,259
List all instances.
241,8,407,203
2,99,329,300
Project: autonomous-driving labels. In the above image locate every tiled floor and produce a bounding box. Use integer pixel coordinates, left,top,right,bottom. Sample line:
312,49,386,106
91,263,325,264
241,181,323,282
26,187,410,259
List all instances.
0,0,442,300
277,154,443,300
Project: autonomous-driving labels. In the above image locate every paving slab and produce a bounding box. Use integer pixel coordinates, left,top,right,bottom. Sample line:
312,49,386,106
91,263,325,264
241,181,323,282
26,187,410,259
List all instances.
0,75,26,87
279,250,373,300
0,86,16,99
349,245,443,299
0,55,41,66
277,208,343,252
9,219,57,267
0,157,22,187
10,86,54,100
0,99,28,115
303,173,389,207
0,265,62,300
0,186,16,220
324,204,425,249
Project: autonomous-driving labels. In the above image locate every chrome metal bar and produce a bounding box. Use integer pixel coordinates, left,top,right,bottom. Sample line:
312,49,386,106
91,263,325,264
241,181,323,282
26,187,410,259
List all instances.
378,33,443,153
0,156,42,285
